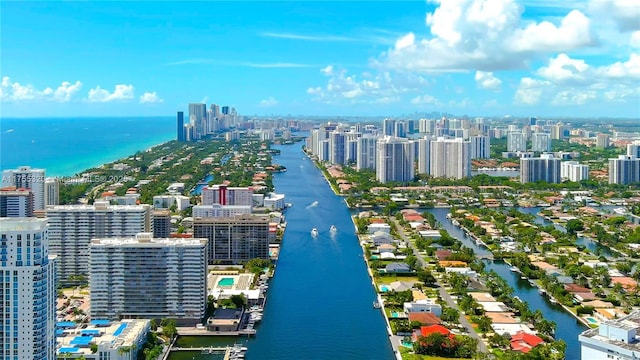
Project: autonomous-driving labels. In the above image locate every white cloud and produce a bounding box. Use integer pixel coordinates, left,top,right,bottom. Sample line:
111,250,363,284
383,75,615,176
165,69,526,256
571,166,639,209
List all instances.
514,77,551,105
410,94,441,105
87,84,134,103
552,89,597,105
139,91,164,104
1,76,82,102
588,0,640,32
259,97,278,107
321,65,334,76
307,66,427,104
536,53,590,84
374,0,596,72
474,71,502,91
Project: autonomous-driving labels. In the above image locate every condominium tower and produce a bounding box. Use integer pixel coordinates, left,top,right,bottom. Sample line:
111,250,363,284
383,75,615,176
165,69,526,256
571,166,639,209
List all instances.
193,215,270,264
0,187,34,217
356,135,378,171
46,201,152,284
1,166,46,210
430,138,471,179
89,233,207,323
520,153,561,184
375,136,414,183
0,218,56,360
608,155,640,185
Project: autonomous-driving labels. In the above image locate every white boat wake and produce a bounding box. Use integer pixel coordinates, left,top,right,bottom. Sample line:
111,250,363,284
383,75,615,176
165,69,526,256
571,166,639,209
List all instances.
306,201,319,209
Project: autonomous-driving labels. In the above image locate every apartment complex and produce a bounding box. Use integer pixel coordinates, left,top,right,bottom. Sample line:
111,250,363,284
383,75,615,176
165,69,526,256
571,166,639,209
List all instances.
89,233,207,323
0,218,56,360
520,153,561,184
376,136,414,183
0,187,34,217
579,311,640,360
1,166,45,210
193,215,270,264
46,201,152,284
201,185,253,206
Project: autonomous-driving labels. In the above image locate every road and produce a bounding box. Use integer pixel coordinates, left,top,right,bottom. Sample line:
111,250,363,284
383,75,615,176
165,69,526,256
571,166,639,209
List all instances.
391,219,489,353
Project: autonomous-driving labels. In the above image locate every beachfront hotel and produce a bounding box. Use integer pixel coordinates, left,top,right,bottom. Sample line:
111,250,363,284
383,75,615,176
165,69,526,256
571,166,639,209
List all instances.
89,233,208,323
193,214,270,264
46,201,152,285
0,218,57,360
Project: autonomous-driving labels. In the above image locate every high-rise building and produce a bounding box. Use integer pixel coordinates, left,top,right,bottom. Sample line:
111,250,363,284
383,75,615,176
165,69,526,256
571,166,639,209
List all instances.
430,137,471,179
383,118,396,136
188,103,207,139
394,121,406,138
627,142,640,158
201,185,253,206
193,204,252,218
193,215,270,264
46,201,152,284
596,134,610,149
89,233,207,322
329,131,346,165
579,311,640,360
152,209,171,238
417,137,431,175
531,133,552,152
375,136,414,183
520,153,561,184
176,111,185,142
470,135,490,159
0,218,56,360
418,119,435,134
0,187,34,217
356,135,378,171
608,155,640,185
551,124,565,140
507,132,526,152
221,106,230,115
2,166,46,210
44,177,59,206
561,161,589,182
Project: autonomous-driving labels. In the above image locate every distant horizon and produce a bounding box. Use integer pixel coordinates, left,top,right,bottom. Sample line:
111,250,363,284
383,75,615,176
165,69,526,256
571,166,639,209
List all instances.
1,1,638,118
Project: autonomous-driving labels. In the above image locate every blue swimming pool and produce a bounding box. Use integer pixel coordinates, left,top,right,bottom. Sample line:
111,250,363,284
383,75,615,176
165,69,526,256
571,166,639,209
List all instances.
380,286,389,292
586,317,598,324
113,323,128,336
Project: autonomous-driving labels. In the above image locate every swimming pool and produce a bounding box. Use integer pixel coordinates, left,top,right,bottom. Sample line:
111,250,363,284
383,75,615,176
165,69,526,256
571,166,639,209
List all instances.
217,278,235,287
113,323,127,336
586,317,598,324
380,286,389,292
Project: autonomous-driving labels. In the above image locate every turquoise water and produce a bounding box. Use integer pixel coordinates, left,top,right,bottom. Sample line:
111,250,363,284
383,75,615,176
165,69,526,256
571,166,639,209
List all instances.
380,286,389,292
217,278,234,287
586,317,598,324
113,323,127,336
0,117,175,177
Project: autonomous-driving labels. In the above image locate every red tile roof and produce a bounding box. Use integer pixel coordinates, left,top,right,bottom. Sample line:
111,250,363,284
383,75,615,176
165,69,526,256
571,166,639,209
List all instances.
420,325,451,336
408,313,441,325
510,331,544,353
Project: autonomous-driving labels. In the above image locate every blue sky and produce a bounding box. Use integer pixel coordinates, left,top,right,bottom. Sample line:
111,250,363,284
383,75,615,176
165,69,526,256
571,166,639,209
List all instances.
1,1,638,118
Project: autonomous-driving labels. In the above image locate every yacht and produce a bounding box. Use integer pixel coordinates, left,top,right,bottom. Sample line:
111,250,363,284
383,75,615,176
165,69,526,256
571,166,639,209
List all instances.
311,228,318,237
373,300,381,309
330,225,337,233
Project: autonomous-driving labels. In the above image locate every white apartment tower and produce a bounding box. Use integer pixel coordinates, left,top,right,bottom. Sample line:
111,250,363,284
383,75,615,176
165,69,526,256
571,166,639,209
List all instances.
44,177,59,206
46,201,152,284
507,132,527,152
417,137,432,175
561,161,589,182
531,132,552,152
0,218,56,360
356,135,378,171
430,138,471,179
470,135,490,159
375,136,414,183
1,166,46,210
89,233,208,322
418,119,435,134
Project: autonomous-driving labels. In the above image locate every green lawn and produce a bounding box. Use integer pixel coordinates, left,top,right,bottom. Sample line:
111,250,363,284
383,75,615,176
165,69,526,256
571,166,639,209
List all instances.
376,276,420,285
399,347,467,360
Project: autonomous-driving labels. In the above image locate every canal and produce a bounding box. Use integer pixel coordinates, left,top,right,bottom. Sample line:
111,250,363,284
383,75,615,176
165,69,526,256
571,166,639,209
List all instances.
426,208,588,360
244,144,395,359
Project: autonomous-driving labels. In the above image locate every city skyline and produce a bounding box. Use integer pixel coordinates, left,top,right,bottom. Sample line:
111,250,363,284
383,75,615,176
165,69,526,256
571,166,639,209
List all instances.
1,1,639,118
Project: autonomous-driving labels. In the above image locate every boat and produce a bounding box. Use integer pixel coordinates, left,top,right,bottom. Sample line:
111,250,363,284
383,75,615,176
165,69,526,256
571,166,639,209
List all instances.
549,297,558,304
330,225,337,233
510,266,519,272
373,300,381,309
311,228,318,237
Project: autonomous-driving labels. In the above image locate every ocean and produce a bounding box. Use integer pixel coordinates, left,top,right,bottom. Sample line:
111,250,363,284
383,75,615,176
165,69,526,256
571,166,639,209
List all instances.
0,117,175,177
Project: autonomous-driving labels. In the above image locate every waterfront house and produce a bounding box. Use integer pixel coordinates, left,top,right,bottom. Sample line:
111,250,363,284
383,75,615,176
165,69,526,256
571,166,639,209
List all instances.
207,308,244,332
387,281,414,292
368,222,392,234
412,325,453,342
478,301,510,313
408,312,441,326
435,250,453,261
403,299,442,316
419,229,442,240
370,231,394,246
384,262,413,274
510,331,544,353
485,312,519,324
